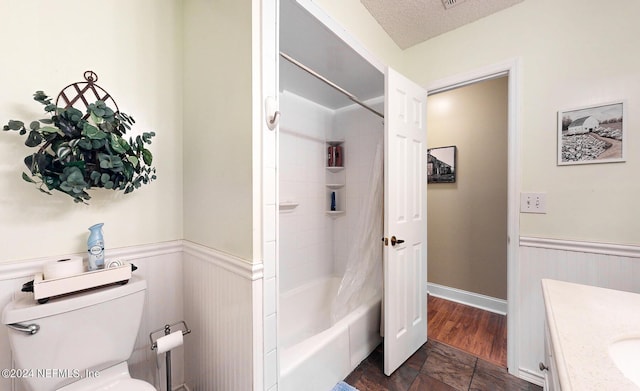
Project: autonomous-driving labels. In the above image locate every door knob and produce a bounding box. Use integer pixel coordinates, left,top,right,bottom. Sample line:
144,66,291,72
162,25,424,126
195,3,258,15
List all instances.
390,236,405,246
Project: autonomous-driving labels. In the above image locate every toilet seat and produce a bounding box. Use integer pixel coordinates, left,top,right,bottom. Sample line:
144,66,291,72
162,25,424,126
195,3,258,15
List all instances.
60,378,156,391
56,362,155,391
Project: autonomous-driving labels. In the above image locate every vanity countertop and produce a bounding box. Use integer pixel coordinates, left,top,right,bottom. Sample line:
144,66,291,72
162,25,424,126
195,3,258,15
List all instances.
541,279,640,391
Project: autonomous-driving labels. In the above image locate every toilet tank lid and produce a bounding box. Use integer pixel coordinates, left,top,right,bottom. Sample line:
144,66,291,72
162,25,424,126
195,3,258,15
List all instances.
1,276,146,325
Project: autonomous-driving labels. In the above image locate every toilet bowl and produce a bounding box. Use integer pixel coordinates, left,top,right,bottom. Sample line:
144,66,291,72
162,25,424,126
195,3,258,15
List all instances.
1,276,155,391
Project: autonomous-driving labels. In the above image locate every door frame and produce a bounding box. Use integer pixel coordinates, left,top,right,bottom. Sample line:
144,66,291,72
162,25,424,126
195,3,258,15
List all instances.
425,58,521,376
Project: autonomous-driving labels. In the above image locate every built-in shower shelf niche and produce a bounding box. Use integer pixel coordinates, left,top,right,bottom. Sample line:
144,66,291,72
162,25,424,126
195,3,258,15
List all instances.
326,140,346,215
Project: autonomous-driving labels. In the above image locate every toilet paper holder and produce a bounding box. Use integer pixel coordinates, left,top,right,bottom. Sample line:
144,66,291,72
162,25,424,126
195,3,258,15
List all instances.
150,320,191,391
149,320,191,350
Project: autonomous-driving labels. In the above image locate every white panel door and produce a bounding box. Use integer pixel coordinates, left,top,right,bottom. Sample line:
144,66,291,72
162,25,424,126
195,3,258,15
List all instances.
383,67,428,376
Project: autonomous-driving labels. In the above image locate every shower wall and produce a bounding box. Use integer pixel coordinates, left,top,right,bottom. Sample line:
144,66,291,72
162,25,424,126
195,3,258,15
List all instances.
279,91,334,292
279,91,384,292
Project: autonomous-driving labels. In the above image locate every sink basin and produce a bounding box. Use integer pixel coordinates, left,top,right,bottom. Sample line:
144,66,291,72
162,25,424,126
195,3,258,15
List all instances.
609,338,640,387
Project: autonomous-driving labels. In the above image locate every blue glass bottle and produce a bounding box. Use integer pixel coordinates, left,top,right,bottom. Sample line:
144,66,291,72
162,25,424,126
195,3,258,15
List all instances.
87,223,105,271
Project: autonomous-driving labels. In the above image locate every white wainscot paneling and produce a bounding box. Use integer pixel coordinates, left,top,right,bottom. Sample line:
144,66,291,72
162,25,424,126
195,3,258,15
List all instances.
182,241,262,391
0,241,184,391
518,237,640,384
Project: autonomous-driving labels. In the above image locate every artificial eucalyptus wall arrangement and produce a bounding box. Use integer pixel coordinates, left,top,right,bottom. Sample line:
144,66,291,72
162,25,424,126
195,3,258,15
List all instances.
1,71,156,204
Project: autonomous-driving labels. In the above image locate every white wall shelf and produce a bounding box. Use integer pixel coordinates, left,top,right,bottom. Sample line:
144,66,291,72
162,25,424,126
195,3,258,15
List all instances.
279,202,299,211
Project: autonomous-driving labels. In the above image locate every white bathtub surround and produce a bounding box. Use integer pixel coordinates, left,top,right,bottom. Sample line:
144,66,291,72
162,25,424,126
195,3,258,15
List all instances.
279,91,334,293
279,277,381,391
0,241,185,391
542,279,640,390
278,91,385,389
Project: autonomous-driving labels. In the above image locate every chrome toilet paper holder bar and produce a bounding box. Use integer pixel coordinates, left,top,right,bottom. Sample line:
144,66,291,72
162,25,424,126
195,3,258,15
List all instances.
149,320,191,350
150,320,191,391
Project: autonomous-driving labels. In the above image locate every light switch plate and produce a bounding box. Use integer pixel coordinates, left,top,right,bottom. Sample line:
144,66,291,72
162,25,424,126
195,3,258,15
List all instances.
520,193,546,214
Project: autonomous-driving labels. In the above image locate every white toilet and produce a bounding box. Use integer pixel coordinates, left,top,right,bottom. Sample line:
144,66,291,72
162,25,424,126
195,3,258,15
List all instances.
1,276,156,391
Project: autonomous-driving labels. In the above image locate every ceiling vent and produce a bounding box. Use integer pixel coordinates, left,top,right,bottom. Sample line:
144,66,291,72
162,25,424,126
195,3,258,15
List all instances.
442,0,467,9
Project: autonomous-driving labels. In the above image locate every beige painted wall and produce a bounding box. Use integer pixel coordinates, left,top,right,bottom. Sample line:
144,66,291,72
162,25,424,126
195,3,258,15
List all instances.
403,0,640,245
182,0,256,260
320,0,640,246
427,77,508,299
0,0,183,263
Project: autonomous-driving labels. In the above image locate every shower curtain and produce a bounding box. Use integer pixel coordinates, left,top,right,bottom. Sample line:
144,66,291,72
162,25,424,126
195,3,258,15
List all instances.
331,134,384,323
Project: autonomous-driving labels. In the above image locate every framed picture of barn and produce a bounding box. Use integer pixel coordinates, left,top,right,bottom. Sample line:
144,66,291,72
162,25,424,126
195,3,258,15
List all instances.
427,145,456,183
558,101,625,165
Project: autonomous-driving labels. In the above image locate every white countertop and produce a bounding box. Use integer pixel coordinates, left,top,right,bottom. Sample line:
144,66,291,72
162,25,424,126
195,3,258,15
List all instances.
542,279,640,391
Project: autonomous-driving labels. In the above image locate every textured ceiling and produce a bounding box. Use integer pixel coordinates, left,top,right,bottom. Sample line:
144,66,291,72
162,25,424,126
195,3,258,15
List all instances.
361,0,525,49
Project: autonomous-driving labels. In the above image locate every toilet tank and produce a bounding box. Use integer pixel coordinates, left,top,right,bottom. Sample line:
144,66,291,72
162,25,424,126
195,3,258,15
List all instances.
1,276,147,391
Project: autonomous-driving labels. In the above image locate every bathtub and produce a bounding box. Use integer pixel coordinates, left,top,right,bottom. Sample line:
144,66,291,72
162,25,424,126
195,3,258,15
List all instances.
279,277,382,391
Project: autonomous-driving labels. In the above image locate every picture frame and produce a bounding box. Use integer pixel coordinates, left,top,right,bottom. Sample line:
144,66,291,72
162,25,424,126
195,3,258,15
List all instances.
557,101,625,165
427,145,456,183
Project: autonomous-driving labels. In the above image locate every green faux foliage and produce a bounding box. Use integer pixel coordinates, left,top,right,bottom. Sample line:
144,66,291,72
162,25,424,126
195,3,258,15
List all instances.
2,91,157,204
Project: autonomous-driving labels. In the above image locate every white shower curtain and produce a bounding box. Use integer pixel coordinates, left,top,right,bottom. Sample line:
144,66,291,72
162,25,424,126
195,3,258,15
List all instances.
331,135,384,323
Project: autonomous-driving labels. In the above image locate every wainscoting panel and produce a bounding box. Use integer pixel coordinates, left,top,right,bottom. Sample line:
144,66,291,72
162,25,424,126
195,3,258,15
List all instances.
182,241,261,391
518,237,640,383
0,241,184,391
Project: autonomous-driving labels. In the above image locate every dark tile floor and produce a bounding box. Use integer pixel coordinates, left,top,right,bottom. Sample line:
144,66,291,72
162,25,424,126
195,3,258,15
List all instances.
344,340,542,391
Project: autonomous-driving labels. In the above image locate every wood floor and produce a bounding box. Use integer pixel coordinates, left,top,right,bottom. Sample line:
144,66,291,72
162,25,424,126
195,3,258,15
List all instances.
427,295,507,367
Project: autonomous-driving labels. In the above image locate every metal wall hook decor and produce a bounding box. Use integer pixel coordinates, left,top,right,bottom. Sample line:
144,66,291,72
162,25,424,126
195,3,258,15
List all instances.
265,96,280,130
55,70,120,118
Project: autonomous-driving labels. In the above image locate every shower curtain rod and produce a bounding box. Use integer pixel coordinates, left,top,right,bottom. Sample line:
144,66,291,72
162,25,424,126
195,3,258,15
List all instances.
280,52,385,119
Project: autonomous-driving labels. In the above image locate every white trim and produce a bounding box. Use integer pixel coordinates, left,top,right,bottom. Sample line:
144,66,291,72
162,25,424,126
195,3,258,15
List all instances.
425,57,521,376
426,59,517,94
0,240,183,281
0,240,264,282
520,236,640,258
183,240,263,281
517,368,544,387
428,283,507,315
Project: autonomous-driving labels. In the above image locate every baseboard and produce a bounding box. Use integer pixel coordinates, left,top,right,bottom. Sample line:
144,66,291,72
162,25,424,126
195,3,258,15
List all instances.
427,283,507,315
517,367,544,387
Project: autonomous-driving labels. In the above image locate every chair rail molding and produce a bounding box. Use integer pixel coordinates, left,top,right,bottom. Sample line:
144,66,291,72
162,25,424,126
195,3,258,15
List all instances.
520,236,640,258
